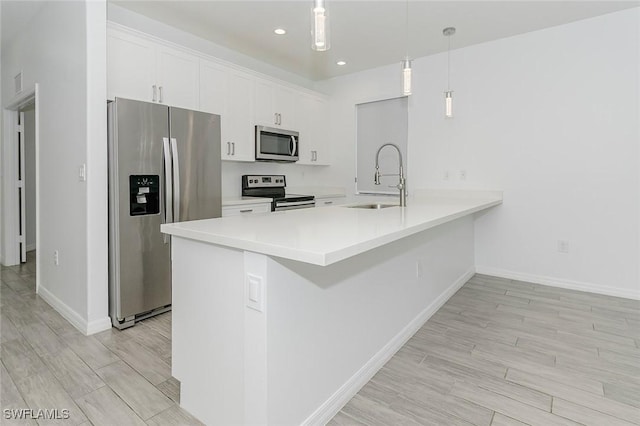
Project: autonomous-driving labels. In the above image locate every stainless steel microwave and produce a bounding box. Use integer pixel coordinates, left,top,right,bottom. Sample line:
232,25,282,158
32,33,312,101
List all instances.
255,126,299,162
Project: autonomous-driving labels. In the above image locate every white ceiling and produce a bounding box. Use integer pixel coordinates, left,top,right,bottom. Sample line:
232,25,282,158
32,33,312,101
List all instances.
7,1,638,81
110,0,639,81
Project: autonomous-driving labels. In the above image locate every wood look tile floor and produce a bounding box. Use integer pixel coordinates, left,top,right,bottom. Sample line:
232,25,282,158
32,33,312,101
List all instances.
2,253,639,425
0,252,202,426
329,274,640,426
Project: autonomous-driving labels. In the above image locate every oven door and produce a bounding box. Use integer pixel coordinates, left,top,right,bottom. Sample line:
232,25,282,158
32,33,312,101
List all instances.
255,126,299,162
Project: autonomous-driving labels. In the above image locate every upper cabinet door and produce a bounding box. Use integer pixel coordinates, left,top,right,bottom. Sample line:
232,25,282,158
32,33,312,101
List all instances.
223,71,255,162
274,85,297,130
253,79,297,129
107,31,156,102
157,46,200,110
254,78,276,127
296,94,330,166
199,60,227,116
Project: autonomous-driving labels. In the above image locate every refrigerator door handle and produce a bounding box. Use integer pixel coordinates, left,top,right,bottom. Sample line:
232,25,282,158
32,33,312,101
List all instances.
162,137,173,243
170,137,181,223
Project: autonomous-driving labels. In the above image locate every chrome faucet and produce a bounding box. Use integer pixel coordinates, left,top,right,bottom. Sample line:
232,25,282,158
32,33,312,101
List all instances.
374,143,407,207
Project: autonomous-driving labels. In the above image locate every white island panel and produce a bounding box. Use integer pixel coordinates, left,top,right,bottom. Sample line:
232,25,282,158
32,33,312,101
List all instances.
171,216,476,425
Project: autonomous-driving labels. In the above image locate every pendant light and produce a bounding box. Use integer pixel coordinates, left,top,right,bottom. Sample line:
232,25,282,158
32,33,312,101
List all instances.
443,27,456,118
311,0,330,51
401,0,412,95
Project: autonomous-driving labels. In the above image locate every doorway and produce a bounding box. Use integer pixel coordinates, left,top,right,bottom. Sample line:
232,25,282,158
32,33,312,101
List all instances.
22,104,36,261
2,85,39,291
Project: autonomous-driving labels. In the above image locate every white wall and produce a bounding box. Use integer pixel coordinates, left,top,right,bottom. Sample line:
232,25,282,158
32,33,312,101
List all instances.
0,2,3,264
319,8,640,298
24,108,36,251
1,0,110,333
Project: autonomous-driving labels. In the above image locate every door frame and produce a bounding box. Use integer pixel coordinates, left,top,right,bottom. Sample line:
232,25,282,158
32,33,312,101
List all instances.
2,84,39,289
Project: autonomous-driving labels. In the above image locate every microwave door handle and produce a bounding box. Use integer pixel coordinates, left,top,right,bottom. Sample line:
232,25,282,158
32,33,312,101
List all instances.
162,137,173,243
290,135,297,156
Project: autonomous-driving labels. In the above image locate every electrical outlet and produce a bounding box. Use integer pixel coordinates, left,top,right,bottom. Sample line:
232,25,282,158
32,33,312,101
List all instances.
459,170,467,180
557,240,569,253
53,250,59,266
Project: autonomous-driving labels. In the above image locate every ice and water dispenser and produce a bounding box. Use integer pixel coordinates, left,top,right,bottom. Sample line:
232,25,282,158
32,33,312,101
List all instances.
129,175,160,216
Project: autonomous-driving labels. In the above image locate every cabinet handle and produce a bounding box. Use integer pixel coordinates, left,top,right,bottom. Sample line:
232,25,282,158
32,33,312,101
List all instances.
239,209,253,213
152,85,157,102
231,142,235,155
274,113,278,125
278,113,282,125
159,86,164,103
324,201,333,205
226,142,231,155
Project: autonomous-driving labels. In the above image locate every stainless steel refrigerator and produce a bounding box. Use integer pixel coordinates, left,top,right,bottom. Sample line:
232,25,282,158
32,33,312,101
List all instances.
107,97,221,329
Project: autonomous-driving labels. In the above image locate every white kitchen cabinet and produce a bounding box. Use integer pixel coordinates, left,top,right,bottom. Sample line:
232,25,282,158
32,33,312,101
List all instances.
315,196,345,208
297,94,330,165
108,24,330,165
156,45,200,110
107,30,157,102
223,71,255,162
254,79,298,130
199,60,227,116
222,202,271,217
200,60,255,162
107,27,199,110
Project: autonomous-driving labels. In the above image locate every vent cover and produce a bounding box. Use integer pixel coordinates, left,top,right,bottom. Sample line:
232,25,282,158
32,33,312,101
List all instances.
14,72,23,95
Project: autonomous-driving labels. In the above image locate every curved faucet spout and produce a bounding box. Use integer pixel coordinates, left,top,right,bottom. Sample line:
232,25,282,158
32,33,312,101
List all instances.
375,143,403,169
373,143,407,207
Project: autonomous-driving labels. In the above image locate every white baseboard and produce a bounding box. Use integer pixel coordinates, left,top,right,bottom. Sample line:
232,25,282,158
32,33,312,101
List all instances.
475,266,640,301
303,267,475,426
86,317,113,335
37,286,112,335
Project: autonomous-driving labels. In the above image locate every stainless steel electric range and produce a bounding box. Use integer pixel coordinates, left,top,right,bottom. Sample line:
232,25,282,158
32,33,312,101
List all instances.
242,175,315,211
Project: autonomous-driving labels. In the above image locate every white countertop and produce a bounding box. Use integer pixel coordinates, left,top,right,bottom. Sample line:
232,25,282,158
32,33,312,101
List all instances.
222,197,272,207
163,190,502,266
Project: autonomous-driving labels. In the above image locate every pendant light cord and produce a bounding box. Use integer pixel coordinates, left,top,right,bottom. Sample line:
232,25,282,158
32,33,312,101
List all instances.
405,0,409,59
447,34,451,91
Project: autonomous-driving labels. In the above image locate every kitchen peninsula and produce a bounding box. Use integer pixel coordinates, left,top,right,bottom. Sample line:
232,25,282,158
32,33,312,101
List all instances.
161,190,502,425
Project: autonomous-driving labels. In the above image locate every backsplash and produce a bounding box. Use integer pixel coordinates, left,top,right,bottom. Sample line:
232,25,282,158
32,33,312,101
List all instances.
221,161,337,197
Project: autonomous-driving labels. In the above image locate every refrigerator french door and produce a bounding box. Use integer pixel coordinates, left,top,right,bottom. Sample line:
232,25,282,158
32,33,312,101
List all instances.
108,98,221,329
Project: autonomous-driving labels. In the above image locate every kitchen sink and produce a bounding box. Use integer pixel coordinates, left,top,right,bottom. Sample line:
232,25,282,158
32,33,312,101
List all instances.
345,203,398,209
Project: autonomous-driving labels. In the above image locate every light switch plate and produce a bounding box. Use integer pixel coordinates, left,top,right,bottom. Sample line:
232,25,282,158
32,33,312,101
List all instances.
79,164,87,182
246,273,264,312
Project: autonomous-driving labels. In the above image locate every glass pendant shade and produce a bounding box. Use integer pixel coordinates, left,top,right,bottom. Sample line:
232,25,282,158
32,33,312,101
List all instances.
402,59,412,96
445,91,453,118
311,0,330,51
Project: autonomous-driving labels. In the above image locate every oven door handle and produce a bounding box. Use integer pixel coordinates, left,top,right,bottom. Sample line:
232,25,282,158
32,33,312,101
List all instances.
276,204,315,211
276,200,315,208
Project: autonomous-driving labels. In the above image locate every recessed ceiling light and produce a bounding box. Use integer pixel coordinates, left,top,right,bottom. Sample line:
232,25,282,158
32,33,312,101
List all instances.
336,61,347,66
274,28,286,35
